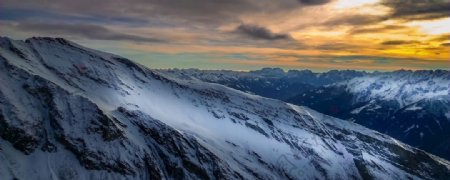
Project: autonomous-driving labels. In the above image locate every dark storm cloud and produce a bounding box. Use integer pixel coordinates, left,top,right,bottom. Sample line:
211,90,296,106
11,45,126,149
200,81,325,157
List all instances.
0,8,147,26
381,40,419,45
1,0,334,26
12,22,164,43
297,0,331,5
382,0,450,21
0,0,333,45
235,24,291,40
0,0,242,26
323,0,450,27
132,0,258,24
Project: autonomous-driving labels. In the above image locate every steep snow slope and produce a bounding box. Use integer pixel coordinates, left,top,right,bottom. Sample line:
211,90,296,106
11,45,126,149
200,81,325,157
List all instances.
288,71,450,160
1,37,450,180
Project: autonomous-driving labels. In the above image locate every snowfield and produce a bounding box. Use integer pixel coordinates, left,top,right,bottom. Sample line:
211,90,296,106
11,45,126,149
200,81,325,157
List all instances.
341,71,450,108
1,37,450,180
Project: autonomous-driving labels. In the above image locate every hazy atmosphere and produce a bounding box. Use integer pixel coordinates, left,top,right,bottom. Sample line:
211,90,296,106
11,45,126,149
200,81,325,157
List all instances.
1,0,449,71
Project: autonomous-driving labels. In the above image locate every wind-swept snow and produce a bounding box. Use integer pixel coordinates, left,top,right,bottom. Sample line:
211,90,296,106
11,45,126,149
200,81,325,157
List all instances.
1,37,449,180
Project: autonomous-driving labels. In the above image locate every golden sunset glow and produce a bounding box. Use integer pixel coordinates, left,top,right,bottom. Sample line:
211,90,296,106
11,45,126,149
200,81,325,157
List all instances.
2,0,449,71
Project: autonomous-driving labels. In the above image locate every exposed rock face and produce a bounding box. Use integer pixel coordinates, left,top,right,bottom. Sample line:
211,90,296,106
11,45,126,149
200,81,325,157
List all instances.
161,67,450,161
0,37,449,179
288,72,450,160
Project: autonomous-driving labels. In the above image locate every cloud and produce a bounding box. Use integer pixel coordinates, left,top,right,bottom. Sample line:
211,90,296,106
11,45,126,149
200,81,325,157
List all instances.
0,0,334,27
381,40,420,45
432,34,450,41
350,25,408,34
315,43,360,51
382,0,450,21
441,43,450,47
297,0,331,5
235,24,291,40
322,1,450,27
12,22,164,43
1,0,448,71
323,14,387,26
0,8,147,26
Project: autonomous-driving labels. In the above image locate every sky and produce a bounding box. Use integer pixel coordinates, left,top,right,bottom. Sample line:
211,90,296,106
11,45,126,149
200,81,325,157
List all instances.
1,0,449,71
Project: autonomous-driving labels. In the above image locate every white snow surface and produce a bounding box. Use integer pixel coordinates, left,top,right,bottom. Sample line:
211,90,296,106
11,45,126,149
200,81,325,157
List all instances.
341,71,450,108
0,37,449,180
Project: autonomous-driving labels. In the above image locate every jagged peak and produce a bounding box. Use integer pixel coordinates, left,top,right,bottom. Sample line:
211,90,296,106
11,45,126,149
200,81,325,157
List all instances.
25,36,75,46
1,36,450,179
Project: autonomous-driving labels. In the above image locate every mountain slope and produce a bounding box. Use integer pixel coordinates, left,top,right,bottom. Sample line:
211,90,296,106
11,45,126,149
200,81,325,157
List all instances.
1,37,449,180
162,68,450,161
288,71,450,160
159,68,365,101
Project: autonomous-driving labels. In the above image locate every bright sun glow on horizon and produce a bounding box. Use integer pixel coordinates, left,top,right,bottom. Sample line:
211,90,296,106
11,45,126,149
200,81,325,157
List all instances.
1,0,449,71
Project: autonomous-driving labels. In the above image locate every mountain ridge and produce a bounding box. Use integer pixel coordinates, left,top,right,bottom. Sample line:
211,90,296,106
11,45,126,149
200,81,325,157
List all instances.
161,66,450,161
1,37,450,179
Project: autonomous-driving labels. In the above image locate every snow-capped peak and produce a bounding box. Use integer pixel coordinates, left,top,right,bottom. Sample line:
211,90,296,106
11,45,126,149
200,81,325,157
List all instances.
0,37,449,179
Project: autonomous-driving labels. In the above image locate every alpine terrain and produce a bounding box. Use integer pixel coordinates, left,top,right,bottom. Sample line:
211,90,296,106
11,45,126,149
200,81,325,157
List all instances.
161,68,450,161
1,37,450,180
159,68,366,101
288,71,450,160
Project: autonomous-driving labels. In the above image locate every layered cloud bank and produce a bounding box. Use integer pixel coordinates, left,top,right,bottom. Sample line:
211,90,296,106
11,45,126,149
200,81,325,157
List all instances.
2,0,449,70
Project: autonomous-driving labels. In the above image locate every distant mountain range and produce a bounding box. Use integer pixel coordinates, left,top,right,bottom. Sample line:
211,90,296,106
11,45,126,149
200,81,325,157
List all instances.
159,68,367,100
160,68,450,160
1,37,449,179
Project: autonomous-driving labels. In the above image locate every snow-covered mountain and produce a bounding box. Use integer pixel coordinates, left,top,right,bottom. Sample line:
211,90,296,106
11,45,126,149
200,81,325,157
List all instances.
1,37,450,179
162,68,450,161
159,68,365,101
342,70,449,107
288,71,450,160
